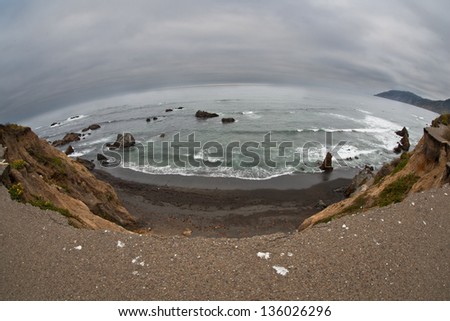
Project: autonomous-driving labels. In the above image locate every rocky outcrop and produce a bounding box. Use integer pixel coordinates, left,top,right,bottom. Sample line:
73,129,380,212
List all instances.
0,144,5,161
222,118,235,123
344,165,375,197
394,127,410,153
52,133,81,147
82,124,101,132
76,158,95,171
195,110,219,119
319,152,333,172
107,133,136,149
0,124,135,231
299,117,450,232
65,145,74,156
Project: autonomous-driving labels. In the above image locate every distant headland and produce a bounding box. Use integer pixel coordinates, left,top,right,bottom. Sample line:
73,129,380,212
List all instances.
375,90,450,114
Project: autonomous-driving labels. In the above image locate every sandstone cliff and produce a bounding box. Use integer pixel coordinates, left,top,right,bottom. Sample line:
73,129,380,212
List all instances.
0,124,135,232
299,116,450,231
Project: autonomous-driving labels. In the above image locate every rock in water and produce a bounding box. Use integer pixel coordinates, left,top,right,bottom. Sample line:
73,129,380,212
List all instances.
81,124,101,132
97,153,108,161
146,118,151,122
195,110,219,118
222,118,235,123
165,109,173,112
109,133,136,149
52,132,81,147
394,127,410,153
319,152,333,172
65,145,74,156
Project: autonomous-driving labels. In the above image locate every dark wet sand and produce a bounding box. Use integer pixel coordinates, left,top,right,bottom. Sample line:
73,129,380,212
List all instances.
94,168,357,237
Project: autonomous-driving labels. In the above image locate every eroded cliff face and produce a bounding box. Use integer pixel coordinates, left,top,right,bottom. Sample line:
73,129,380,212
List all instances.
0,124,135,232
299,121,450,231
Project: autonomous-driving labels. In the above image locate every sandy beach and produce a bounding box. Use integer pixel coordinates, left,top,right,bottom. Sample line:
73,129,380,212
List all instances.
94,168,357,237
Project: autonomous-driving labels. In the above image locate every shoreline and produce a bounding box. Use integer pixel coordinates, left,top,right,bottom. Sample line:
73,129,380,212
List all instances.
94,168,355,237
98,164,359,190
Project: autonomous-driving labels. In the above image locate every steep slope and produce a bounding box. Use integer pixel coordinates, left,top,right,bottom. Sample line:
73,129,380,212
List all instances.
375,90,450,114
299,118,450,230
0,124,135,231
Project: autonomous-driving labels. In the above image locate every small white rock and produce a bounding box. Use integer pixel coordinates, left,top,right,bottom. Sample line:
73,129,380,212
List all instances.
273,266,289,276
74,245,82,250
257,252,271,260
411,202,415,206
117,241,125,248
287,252,293,257
423,221,427,225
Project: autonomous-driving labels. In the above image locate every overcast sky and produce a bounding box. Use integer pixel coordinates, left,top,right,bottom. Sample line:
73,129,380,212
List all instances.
0,0,449,123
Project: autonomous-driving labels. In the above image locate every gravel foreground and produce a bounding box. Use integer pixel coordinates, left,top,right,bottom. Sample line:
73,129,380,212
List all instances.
1,185,449,300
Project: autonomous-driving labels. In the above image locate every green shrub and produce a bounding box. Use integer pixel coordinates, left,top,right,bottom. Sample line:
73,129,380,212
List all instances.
392,153,410,174
10,159,26,170
377,174,419,207
30,198,71,217
8,183,24,201
340,194,368,215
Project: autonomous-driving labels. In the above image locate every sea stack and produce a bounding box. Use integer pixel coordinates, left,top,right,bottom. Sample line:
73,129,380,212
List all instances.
320,152,333,172
394,127,410,153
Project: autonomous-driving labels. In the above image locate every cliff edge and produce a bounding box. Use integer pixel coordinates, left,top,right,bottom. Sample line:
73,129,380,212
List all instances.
299,115,450,231
0,124,135,232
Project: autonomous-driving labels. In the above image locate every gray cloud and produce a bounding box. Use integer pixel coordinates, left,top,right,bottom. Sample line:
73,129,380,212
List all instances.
1,0,449,123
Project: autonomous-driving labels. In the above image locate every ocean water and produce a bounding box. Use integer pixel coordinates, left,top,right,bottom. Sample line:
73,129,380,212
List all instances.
35,85,438,180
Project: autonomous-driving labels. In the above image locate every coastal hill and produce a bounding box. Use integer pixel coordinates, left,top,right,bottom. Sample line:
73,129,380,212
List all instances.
375,90,450,114
299,114,450,230
0,124,135,231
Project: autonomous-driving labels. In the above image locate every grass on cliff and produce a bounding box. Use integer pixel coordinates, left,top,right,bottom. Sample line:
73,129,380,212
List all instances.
10,159,26,170
392,153,410,175
376,174,419,207
339,194,369,215
374,153,410,185
7,183,71,218
8,183,24,201
30,198,71,217
432,114,449,127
